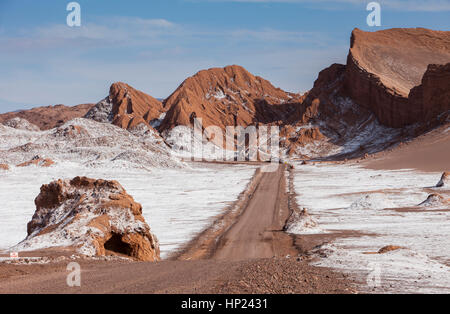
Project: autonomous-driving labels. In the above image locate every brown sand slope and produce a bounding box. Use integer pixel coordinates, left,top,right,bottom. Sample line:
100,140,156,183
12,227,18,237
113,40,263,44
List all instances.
365,123,450,172
0,103,94,130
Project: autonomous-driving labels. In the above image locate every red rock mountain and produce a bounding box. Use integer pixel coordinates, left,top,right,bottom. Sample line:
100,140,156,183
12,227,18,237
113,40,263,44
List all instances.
344,28,450,127
159,65,302,132
85,82,165,130
110,82,165,129
0,103,94,130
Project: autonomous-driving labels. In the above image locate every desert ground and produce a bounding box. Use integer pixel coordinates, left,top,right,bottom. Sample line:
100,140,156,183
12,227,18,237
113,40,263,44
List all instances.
0,138,448,293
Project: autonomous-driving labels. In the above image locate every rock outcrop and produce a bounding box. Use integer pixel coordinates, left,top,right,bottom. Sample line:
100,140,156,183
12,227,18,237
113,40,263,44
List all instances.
16,156,54,168
378,245,403,254
0,163,9,171
284,208,321,234
436,172,449,187
0,103,95,130
344,28,450,128
86,82,165,130
16,176,160,261
418,193,449,207
160,65,301,132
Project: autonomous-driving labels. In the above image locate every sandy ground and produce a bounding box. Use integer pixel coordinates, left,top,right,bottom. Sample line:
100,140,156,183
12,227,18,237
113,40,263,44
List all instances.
0,257,356,294
364,123,449,172
0,164,358,294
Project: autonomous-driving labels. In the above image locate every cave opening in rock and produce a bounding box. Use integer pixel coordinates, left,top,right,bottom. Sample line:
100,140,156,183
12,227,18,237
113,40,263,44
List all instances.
104,233,132,256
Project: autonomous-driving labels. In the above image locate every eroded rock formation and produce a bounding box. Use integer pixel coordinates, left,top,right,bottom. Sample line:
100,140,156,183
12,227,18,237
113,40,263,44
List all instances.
17,176,160,261
86,82,165,130
159,65,302,132
437,172,449,188
344,28,450,127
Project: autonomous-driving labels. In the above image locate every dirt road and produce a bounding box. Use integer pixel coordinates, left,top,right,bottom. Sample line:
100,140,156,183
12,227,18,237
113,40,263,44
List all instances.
213,165,294,260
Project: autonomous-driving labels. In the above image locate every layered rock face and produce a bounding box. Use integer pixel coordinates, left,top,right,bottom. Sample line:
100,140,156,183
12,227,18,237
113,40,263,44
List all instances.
344,28,450,127
17,176,160,261
159,65,301,132
86,82,165,130
0,103,95,130
409,63,450,124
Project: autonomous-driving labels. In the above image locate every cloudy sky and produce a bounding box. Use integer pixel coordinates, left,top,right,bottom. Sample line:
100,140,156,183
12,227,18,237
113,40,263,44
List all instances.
0,0,449,112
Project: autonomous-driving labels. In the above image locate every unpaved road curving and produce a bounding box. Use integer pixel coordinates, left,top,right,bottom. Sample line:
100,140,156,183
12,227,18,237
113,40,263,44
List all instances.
0,164,357,294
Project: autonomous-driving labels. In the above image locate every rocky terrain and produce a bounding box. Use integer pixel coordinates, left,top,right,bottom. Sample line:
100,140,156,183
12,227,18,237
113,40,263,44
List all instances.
0,103,94,130
160,65,302,132
0,117,180,169
289,28,450,158
13,176,160,261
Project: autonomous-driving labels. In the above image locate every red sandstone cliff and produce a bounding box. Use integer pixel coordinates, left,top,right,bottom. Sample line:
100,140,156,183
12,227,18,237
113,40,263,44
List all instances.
344,28,450,127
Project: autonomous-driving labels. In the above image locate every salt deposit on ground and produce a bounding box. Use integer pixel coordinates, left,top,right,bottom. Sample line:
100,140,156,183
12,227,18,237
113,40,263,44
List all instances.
0,118,181,169
0,162,256,258
292,163,450,293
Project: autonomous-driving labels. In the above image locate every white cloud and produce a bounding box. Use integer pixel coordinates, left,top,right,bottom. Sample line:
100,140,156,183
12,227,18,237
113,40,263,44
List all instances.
199,0,450,11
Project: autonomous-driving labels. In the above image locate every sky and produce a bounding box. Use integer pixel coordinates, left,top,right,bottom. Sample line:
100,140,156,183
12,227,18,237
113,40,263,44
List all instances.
0,0,449,112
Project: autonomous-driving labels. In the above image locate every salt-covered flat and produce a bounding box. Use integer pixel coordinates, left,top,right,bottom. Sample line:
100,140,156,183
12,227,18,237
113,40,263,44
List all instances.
0,162,256,258
291,163,450,293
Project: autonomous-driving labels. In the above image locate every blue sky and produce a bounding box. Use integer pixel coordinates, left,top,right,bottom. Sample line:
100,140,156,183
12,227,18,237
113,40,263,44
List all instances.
0,0,449,112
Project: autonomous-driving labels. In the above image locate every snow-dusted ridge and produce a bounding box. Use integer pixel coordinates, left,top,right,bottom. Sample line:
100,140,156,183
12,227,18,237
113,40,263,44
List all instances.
0,117,183,169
